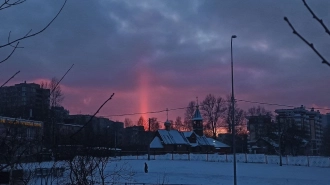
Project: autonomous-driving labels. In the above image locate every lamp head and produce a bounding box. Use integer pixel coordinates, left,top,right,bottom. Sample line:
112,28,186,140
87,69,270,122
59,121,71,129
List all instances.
231,35,237,39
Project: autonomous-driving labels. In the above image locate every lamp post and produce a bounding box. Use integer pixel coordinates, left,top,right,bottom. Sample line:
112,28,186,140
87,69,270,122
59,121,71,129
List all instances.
231,35,237,185
278,117,283,166
148,118,151,161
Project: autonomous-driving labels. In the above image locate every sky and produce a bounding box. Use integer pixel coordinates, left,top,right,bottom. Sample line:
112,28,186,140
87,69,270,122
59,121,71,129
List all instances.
1,0,330,125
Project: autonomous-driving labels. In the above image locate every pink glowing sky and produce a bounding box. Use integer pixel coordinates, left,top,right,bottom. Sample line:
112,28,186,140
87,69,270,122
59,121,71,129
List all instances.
1,0,330,125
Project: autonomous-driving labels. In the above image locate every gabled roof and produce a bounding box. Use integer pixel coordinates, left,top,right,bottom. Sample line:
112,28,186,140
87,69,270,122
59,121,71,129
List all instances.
192,107,203,121
206,138,230,148
150,136,164,149
182,131,193,137
196,135,212,146
182,131,213,146
158,130,190,145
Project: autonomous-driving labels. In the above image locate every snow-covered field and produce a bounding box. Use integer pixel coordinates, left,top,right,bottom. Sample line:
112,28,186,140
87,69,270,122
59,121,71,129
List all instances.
118,159,330,185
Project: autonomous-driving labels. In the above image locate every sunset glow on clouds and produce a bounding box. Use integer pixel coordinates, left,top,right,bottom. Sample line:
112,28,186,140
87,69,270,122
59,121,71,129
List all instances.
1,0,330,125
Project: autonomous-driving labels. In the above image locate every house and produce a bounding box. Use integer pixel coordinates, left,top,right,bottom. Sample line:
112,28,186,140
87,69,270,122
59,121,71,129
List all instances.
206,138,230,153
151,120,191,152
150,105,220,153
183,131,213,152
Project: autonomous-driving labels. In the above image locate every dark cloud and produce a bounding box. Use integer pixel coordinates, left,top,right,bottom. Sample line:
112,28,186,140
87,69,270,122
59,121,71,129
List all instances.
1,0,329,121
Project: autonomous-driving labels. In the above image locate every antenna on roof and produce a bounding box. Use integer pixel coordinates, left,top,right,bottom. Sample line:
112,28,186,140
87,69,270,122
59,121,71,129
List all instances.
196,96,199,106
166,108,169,120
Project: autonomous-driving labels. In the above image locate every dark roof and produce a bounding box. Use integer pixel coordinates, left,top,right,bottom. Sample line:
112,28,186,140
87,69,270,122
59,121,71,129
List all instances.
192,106,203,121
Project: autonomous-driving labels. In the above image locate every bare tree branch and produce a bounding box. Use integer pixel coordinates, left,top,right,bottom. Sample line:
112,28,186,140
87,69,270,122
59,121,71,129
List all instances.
0,0,67,49
8,31,24,48
50,63,74,96
0,42,20,64
0,70,20,87
70,93,115,139
0,0,26,10
284,17,330,67
302,0,330,36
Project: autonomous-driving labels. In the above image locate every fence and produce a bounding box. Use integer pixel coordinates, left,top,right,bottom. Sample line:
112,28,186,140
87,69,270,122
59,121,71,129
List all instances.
116,151,330,168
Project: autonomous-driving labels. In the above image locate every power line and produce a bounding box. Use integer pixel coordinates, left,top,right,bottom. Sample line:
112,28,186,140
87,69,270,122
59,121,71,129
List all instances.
101,99,329,118
103,106,188,117
236,99,330,111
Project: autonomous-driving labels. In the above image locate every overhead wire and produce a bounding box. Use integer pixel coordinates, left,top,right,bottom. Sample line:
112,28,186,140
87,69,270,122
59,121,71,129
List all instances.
100,98,330,118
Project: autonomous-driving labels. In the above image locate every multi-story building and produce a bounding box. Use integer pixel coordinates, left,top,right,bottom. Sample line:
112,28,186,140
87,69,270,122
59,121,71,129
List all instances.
0,82,50,121
246,115,277,154
0,116,43,158
247,115,273,142
275,105,323,155
322,113,330,127
64,115,124,147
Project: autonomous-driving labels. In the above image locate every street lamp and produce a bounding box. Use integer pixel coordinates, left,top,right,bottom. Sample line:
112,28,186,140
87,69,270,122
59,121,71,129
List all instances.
231,34,237,185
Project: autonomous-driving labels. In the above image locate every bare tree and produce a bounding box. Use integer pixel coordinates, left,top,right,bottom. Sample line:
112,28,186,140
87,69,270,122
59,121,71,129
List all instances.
321,124,330,156
0,119,42,184
0,0,67,64
183,101,196,131
224,96,246,133
200,94,227,139
137,116,146,128
67,155,98,185
247,106,273,117
124,118,133,128
40,77,64,108
173,116,184,131
284,0,330,67
149,117,160,132
103,161,136,185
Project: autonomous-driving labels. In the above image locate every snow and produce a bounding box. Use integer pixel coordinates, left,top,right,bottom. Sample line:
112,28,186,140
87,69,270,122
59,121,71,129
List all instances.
183,131,193,137
117,159,330,185
150,136,163,148
158,130,189,145
196,135,211,146
14,154,330,185
206,138,230,148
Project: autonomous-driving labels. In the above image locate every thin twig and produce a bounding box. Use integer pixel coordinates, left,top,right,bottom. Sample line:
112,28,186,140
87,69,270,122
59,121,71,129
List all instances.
0,42,20,64
0,0,26,10
8,31,24,48
302,0,330,36
284,17,330,67
50,64,74,95
0,0,67,48
70,93,115,139
0,70,20,87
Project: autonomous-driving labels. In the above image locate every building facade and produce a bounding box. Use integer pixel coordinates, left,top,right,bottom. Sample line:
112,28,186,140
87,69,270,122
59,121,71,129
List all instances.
275,106,323,155
0,116,43,159
246,115,276,154
0,82,50,121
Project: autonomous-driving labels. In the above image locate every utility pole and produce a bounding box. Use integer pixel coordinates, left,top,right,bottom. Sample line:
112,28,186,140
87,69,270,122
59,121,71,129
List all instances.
148,118,151,161
278,116,282,166
114,131,117,158
231,35,237,185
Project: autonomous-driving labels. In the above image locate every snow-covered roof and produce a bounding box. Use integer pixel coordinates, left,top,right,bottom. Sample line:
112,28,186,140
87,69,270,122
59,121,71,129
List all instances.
182,131,193,137
192,107,203,121
150,136,164,149
196,135,212,146
158,130,190,145
206,138,230,148
183,131,213,146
